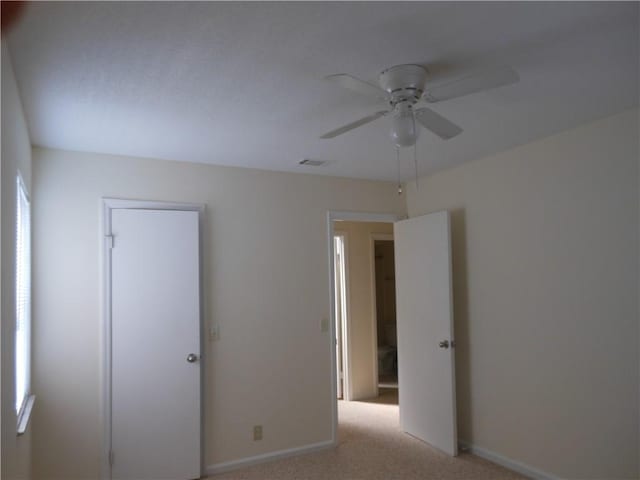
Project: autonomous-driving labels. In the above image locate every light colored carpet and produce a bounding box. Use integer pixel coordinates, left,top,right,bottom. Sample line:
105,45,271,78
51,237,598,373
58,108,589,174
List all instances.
208,389,525,480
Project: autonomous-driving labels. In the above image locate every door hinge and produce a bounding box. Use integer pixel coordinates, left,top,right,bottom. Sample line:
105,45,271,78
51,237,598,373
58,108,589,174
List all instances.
109,450,114,466
105,235,114,249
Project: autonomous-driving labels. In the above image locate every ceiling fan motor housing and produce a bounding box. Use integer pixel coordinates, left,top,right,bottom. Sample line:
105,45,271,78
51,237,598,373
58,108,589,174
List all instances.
379,64,429,107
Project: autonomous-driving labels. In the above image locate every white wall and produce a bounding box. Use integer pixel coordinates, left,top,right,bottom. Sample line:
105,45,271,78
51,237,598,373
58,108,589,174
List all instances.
1,42,33,480
334,221,393,400
30,147,405,478
406,109,639,480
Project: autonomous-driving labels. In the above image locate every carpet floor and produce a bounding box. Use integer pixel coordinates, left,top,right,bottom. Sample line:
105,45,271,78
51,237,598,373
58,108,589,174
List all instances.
208,389,525,479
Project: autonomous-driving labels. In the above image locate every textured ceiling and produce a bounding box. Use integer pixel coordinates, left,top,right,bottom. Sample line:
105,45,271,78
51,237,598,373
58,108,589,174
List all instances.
7,1,639,181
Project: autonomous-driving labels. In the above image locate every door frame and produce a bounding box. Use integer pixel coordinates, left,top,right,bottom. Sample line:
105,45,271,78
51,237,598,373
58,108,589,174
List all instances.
101,198,206,479
370,233,395,398
326,211,399,445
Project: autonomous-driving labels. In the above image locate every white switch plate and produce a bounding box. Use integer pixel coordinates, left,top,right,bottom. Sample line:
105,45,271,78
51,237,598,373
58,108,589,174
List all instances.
320,318,329,333
209,324,219,341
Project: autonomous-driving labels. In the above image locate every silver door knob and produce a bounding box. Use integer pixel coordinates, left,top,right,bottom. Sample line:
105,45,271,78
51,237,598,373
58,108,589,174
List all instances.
186,353,199,363
438,340,449,349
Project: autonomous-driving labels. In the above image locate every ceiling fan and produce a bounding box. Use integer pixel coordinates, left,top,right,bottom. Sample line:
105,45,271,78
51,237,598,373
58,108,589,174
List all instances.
320,64,519,147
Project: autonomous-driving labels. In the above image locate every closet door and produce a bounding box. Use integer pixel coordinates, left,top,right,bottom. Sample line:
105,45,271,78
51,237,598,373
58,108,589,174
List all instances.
110,208,201,479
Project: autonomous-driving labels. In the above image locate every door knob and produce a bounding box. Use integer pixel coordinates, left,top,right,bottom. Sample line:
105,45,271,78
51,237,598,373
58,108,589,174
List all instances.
186,353,199,363
438,340,449,349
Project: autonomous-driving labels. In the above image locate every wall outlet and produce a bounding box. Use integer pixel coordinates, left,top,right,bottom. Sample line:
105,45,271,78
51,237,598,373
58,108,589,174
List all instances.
253,425,263,441
320,317,329,333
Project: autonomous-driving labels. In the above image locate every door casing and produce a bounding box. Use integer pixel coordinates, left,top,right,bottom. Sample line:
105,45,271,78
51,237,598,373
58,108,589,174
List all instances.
101,198,206,479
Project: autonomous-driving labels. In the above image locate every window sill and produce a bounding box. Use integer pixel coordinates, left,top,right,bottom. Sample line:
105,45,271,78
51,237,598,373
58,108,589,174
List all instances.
17,395,35,436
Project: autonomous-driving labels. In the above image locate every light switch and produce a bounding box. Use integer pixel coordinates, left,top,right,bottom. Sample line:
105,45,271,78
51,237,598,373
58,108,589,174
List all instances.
320,317,329,333
209,324,219,341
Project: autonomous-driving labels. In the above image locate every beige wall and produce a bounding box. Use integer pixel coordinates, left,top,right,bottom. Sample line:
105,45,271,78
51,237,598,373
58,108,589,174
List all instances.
334,221,393,400
406,109,639,479
30,148,405,478
1,42,33,480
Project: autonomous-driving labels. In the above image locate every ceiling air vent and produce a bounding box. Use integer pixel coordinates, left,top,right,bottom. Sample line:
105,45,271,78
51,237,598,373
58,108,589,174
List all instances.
299,159,325,167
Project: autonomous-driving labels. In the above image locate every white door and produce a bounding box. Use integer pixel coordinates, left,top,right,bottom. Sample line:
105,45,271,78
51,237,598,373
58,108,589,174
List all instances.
110,208,201,479
394,210,457,456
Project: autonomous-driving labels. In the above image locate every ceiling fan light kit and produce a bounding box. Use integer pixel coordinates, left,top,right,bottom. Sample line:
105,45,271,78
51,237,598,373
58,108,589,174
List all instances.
391,102,420,148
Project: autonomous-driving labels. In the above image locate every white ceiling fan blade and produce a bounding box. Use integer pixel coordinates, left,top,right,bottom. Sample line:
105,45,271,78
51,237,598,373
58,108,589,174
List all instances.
414,107,463,140
320,111,387,139
424,66,519,103
325,74,389,101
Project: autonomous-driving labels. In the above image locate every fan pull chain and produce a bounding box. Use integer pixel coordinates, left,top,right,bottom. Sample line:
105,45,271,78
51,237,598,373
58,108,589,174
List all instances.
396,146,402,195
413,142,419,190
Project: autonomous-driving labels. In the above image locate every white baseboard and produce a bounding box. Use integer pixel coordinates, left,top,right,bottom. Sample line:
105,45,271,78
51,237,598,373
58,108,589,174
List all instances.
459,440,561,480
205,439,335,476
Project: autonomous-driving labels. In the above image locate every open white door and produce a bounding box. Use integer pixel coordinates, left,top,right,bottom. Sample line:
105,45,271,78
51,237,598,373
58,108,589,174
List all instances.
394,210,457,456
110,208,201,480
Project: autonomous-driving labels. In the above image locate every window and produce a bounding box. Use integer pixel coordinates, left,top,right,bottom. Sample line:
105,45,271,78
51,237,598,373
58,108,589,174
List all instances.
15,174,31,423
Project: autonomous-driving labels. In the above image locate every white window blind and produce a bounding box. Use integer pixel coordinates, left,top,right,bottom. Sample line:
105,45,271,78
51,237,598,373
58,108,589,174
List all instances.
16,175,31,415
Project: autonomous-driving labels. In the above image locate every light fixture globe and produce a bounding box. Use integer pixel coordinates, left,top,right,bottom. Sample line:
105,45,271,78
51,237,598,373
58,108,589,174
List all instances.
390,103,419,147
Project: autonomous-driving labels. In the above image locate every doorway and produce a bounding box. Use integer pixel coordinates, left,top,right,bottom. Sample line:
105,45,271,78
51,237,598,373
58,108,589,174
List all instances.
327,210,458,457
327,211,398,443
331,218,396,405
